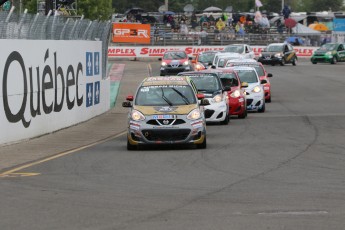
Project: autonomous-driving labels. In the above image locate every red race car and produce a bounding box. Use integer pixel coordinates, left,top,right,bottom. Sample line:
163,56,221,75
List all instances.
159,51,193,76
225,59,273,102
196,69,247,119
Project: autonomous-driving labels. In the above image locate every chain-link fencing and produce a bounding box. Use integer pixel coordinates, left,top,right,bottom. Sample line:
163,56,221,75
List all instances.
0,9,112,79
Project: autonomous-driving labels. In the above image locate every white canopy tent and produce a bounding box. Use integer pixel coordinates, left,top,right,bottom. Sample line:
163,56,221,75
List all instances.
292,23,321,35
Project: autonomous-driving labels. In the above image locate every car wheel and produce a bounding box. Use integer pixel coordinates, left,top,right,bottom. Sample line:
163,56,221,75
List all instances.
127,139,137,150
312,61,317,64
220,113,230,125
280,58,285,66
331,57,337,64
160,73,165,76
266,96,271,103
197,136,207,149
238,109,247,119
258,102,265,113
292,57,297,66
271,63,275,66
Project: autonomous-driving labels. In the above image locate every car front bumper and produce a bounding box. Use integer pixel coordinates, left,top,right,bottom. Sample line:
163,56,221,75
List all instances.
203,100,228,123
245,92,265,111
160,65,192,75
127,116,206,146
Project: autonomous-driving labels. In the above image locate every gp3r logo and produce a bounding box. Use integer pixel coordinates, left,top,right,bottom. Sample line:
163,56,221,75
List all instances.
113,29,149,38
85,52,101,108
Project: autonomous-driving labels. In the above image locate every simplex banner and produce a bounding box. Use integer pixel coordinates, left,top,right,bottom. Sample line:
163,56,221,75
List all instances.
108,45,318,58
0,40,110,145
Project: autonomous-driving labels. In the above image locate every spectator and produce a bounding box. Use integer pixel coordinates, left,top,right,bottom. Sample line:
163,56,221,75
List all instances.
216,18,226,31
260,14,270,28
180,20,189,39
191,13,198,29
208,14,215,26
282,5,291,19
276,19,284,34
200,29,208,45
199,14,209,28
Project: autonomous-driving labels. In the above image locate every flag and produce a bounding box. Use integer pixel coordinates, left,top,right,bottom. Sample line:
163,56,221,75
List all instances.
255,0,263,7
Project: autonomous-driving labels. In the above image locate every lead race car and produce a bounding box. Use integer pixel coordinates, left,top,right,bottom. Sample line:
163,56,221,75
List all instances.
122,76,209,150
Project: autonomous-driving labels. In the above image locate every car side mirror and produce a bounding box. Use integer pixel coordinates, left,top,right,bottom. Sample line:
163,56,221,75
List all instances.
200,99,210,106
267,73,273,78
122,101,132,107
241,82,249,88
158,58,162,61
211,65,216,69
189,57,193,60
126,95,134,101
196,93,205,100
261,79,268,84
223,86,231,91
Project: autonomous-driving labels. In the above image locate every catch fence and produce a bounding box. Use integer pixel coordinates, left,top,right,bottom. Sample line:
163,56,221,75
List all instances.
0,9,112,79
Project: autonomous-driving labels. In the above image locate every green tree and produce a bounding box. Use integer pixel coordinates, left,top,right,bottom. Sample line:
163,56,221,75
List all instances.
78,0,113,20
308,0,343,12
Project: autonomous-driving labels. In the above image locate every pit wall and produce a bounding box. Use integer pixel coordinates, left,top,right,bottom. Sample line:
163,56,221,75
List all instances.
0,40,110,145
108,45,317,58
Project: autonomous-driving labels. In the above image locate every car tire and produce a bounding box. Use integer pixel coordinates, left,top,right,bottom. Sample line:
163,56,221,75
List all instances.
266,96,271,103
312,61,317,64
127,139,137,150
271,63,275,66
197,136,207,149
280,58,285,66
292,57,297,66
258,102,265,113
238,109,247,119
331,57,337,64
220,114,230,125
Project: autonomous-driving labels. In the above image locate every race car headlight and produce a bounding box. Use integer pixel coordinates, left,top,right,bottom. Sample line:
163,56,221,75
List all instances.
230,89,241,98
195,64,204,70
326,51,332,57
252,86,262,93
259,53,262,57
183,61,189,65
187,109,201,120
131,110,145,121
213,94,223,103
274,53,282,58
161,61,167,66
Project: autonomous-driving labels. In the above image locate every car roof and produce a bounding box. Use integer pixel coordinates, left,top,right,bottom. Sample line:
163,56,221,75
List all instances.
233,66,256,71
163,50,187,54
142,76,190,86
228,58,257,63
267,43,285,46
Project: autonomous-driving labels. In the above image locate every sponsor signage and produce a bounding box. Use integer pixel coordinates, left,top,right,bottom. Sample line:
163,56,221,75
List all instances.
112,23,151,44
0,40,108,145
333,18,345,32
108,46,318,58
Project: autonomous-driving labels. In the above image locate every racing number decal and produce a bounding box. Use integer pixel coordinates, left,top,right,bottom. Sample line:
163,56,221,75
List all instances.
286,52,295,61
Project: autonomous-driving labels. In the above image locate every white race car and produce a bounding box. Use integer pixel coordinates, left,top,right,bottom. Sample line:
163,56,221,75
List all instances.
233,66,266,112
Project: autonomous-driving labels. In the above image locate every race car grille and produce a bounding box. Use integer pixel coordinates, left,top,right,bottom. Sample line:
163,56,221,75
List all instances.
168,64,183,68
204,109,215,119
141,129,191,141
246,99,253,105
147,119,186,126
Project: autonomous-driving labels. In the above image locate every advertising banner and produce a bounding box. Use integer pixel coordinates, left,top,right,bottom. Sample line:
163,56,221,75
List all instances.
112,23,151,44
108,45,317,58
0,40,110,145
333,18,345,32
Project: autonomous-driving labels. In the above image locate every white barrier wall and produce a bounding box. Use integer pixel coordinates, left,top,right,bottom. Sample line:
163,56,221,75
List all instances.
0,40,110,145
108,45,318,58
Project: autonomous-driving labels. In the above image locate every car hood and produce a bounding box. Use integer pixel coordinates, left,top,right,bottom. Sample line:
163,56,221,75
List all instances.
163,59,187,64
134,104,198,115
261,51,282,56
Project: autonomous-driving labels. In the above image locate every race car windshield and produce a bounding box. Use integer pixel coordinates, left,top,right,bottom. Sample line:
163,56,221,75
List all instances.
219,73,239,87
267,45,284,52
188,75,221,92
320,44,336,51
163,52,187,60
135,85,196,106
198,53,216,63
224,46,244,53
236,70,258,83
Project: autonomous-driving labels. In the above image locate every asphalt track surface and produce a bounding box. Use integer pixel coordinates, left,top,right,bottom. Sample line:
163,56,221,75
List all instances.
1,59,345,230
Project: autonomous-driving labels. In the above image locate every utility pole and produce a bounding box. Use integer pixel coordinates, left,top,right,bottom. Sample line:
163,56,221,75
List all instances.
282,0,284,11
165,0,168,11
